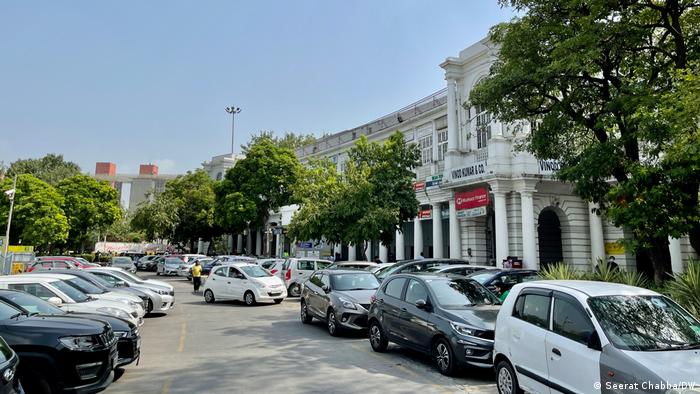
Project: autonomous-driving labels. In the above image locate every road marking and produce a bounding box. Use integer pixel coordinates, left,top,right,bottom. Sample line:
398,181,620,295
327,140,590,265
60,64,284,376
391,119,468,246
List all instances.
177,322,187,352
160,378,172,394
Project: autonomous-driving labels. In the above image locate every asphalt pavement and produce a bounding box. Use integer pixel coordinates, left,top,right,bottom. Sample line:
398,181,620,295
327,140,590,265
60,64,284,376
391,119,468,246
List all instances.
106,273,498,394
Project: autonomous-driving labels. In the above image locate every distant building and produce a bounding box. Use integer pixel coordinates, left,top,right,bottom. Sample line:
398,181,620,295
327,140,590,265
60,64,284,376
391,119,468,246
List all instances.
201,153,244,180
93,162,178,210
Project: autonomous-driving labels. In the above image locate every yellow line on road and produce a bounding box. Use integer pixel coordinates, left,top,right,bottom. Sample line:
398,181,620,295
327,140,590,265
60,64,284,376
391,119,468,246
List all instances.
160,378,172,394
177,322,187,352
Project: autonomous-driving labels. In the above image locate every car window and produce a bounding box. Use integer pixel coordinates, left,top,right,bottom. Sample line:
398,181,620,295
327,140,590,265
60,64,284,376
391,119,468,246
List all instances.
552,296,595,345
54,261,70,269
428,278,500,307
519,273,540,282
330,273,379,291
498,273,519,286
7,283,58,300
404,279,428,304
309,273,324,287
316,261,331,269
40,262,52,268
213,267,227,277
228,267,244,279
383,278,407,299
282,260,291,270
514,293,550,329
51,280,89,302
0,301,22,320
262,261,275,269
92,272,116,285
240,265,269,278
2,291,64,314
298,261,315,271
400,263,425,273
321,274,331,288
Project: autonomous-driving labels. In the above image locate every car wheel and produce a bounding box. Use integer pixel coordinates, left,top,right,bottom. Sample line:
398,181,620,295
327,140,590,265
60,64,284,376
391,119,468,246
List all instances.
369,321,388,352
496,360,523,394
156,271,160,276
300,300,312,324
433,338,457,376
288,283,301,297
20,370,53,394
244,291,256,306
327,309,340,336
204,290,215,303
147,299,153,313
274,299,283,304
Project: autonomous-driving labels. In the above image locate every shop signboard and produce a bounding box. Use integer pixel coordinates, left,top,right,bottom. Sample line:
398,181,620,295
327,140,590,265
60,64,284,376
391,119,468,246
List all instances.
446,160,489,184
413,181,426,192
425,175,443,190
604,242,625,255
455,188,490,211
456,206,487,218
418,209,432,220
538,159,561,174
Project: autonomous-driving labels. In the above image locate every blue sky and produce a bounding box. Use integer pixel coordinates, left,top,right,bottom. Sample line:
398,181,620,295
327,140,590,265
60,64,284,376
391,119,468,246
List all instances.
0,1,515,174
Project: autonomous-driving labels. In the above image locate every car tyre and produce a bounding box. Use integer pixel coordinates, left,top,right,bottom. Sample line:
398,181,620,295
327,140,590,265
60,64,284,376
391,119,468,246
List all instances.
274,299,283,304
244,291,256,306
300,300,312,324
369,320,388,352
147,299,153,313
327,309,340,337
20,370,53,394
288,283,301,297
433,338,457,376
204,289,215,303
496,360,523,394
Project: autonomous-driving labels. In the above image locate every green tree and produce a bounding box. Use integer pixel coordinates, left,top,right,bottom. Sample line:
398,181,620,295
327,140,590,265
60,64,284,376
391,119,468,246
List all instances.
242,131,317,153
0,174,69,250
103,213,145,243
216,137,301,233
289,132,420,253
57,175,122,251
8,154,81,186
130,195,178,242
470,0,700,282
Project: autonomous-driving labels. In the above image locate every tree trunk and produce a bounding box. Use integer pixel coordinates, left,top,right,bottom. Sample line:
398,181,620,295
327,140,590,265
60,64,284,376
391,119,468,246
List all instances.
649,236,673,283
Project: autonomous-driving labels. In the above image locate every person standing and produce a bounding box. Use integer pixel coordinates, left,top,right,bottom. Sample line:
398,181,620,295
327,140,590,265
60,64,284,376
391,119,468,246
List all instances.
192,261,202,293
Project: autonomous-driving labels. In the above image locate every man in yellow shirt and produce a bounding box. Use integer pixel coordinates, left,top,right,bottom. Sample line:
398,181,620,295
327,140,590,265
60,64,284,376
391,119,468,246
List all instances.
191,261,203,293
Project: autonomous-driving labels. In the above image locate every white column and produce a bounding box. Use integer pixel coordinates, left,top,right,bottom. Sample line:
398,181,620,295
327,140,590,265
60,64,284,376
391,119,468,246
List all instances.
414,218,423,259
197,238,204,254
493,191,509,265
255,230,262,256
365,241,372,261
520,191,537,269
379,243,388,263
588,202,606,266
432,204,443,258
236,234,243,254
348,244,357,261
333,243,342,260
274,234,281,258
228,234,234,254
448,198,462,258
396,229,405,260
670,237,684,274
446,78,459,152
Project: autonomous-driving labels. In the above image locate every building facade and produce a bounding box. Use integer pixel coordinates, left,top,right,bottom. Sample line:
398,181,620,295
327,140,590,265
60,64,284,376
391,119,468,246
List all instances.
93,162,176,210
289,37,698,271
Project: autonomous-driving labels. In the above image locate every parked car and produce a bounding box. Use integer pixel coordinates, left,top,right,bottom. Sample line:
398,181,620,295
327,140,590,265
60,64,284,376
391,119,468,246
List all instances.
326,261,377,270
0,298,118,393
0,336,21,394
24,273,146,319
374,258,469,282
367,273,501,375
179,256,213,279
26,256,97,272
203,263,287,306
493,280,700,394
89,267,175,313
0,276,142,326
156,257,184,276
425,264,495,276
73,257,102,268
258,259,285,281
110,257,137,273
282,258,332,297
301,270,380,336
136,255,159,271
465,268,539,296
367,262,395,274
0,289,140,368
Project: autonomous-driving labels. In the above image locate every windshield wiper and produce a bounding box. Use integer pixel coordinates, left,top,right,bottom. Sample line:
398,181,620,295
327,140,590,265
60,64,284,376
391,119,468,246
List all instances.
9,312,28,319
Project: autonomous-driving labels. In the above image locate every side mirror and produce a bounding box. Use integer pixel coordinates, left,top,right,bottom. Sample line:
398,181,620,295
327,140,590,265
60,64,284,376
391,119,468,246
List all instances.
48,297,63,306
415,299,429,310
587,331,602,351
322,285,331,293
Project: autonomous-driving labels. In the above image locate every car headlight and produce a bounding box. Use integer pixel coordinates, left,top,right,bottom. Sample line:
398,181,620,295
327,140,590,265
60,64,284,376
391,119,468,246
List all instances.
450,322,480,337
113,331,129,338
156,289,170,295
338,297,357,310
97,307,132,321
59,335,99,350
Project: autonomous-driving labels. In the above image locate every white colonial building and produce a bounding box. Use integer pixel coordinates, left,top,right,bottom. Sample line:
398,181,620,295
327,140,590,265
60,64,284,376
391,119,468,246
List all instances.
279,37,698,271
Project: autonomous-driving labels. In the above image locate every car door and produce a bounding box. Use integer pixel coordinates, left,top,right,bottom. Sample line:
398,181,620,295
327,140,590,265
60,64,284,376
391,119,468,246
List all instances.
398,279,432,352
506,289,552,394
378,277,408,343
227,267,247,300
207,267,229,299
295,260,315,284
545,292,601,394
305,273,325,318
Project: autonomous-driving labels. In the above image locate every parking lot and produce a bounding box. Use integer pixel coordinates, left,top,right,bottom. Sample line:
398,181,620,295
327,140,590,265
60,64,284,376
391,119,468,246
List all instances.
106,273,497,394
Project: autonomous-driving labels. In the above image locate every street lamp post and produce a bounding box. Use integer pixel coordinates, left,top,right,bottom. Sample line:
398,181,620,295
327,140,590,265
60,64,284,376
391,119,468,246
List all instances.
2,175,17,273
225,106,242,154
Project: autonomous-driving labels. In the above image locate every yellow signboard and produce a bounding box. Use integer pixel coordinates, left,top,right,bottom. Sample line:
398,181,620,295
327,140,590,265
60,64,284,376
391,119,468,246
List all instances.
11,263,25,274
604,242,625,255
8,245,34,253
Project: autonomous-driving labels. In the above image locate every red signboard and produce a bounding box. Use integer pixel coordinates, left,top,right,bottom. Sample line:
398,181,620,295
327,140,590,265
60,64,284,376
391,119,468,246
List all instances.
418,209,432,219
413,181,426,192
455,188,490,210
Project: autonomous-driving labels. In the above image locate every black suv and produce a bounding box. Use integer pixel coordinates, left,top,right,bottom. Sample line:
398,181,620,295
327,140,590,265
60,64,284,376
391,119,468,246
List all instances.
0,336,21,394
0,298,118,393
367,273,501,376
0,289,139,368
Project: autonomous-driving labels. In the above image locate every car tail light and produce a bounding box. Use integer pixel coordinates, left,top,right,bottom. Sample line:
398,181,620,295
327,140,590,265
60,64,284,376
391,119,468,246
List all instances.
270,269,278,275
27,266,34,272
285,268,291,281
370,295,377,304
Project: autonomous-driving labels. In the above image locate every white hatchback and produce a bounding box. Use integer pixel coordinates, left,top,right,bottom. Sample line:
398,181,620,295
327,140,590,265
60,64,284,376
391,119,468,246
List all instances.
202,263,287,306
493,280,700,394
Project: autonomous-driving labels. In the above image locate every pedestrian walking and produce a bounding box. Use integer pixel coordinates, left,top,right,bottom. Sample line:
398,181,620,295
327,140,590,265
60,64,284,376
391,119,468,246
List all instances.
192,261,202,293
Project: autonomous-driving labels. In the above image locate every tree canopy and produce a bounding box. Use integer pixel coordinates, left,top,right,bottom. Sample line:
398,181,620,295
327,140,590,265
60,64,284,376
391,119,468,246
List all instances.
289,131,420,250
470,0,700,281
241,131,317,153
7,154,81,186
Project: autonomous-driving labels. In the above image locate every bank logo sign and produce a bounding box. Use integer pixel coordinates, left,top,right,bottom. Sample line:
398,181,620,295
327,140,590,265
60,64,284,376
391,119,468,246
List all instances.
455,188,489,218
446,160,488,184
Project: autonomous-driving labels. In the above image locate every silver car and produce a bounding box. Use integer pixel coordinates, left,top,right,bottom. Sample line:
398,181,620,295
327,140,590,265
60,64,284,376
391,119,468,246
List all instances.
300,269,380,336
111,256,137,273
89,267,175,314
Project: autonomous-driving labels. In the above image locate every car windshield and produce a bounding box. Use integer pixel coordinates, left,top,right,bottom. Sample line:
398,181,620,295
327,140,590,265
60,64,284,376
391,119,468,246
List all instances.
110,270,144,283
51,280,90,302
330,273,380,291
240,265,270,278
0,301,23,320
165,258,182,265
2,291,65,315
80,274,111,289
113,257,132,264
427,278,500,308
66,278,105,294
589,295,700,351
466,271,499,284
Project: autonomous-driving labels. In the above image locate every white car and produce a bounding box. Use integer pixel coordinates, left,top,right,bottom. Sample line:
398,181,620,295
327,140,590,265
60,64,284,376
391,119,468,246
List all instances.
281,258,332,297
89,267,175,313
157,256,184,276
24,273,146,319
0,275,142,326
493,280,700,394
258,259,286,279
203,263,287,306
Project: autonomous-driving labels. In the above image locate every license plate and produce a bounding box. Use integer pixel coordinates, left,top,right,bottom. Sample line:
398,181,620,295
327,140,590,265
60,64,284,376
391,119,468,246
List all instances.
269,292,281,296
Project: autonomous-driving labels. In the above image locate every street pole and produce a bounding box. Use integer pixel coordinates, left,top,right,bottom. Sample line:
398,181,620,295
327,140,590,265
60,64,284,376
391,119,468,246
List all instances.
225,106,242,154
2,175,17,273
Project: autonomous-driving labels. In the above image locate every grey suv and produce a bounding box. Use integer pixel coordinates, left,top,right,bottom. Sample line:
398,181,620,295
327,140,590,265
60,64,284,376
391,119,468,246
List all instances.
300,270,380,336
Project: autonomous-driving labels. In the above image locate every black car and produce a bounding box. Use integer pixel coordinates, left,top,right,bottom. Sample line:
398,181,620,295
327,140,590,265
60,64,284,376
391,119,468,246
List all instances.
367,273,501,376
374,258,469,282
0,289,140,368
0,336,21,394
0,298,118,393
465,268,540,294
200,259,225,276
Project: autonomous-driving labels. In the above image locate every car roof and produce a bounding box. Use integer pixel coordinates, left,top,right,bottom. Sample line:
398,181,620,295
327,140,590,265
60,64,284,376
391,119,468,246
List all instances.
392,272,479,281
90,267,127,273
519,280,659,297
35,256,76,260
0,276,58,283
319,269,377,275
335,261,376,265
223,262,256,268
20,273,76,280
429,264,486,270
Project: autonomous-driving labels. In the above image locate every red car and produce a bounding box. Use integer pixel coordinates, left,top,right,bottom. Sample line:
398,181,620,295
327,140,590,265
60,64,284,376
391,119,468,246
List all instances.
26,256,98,272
